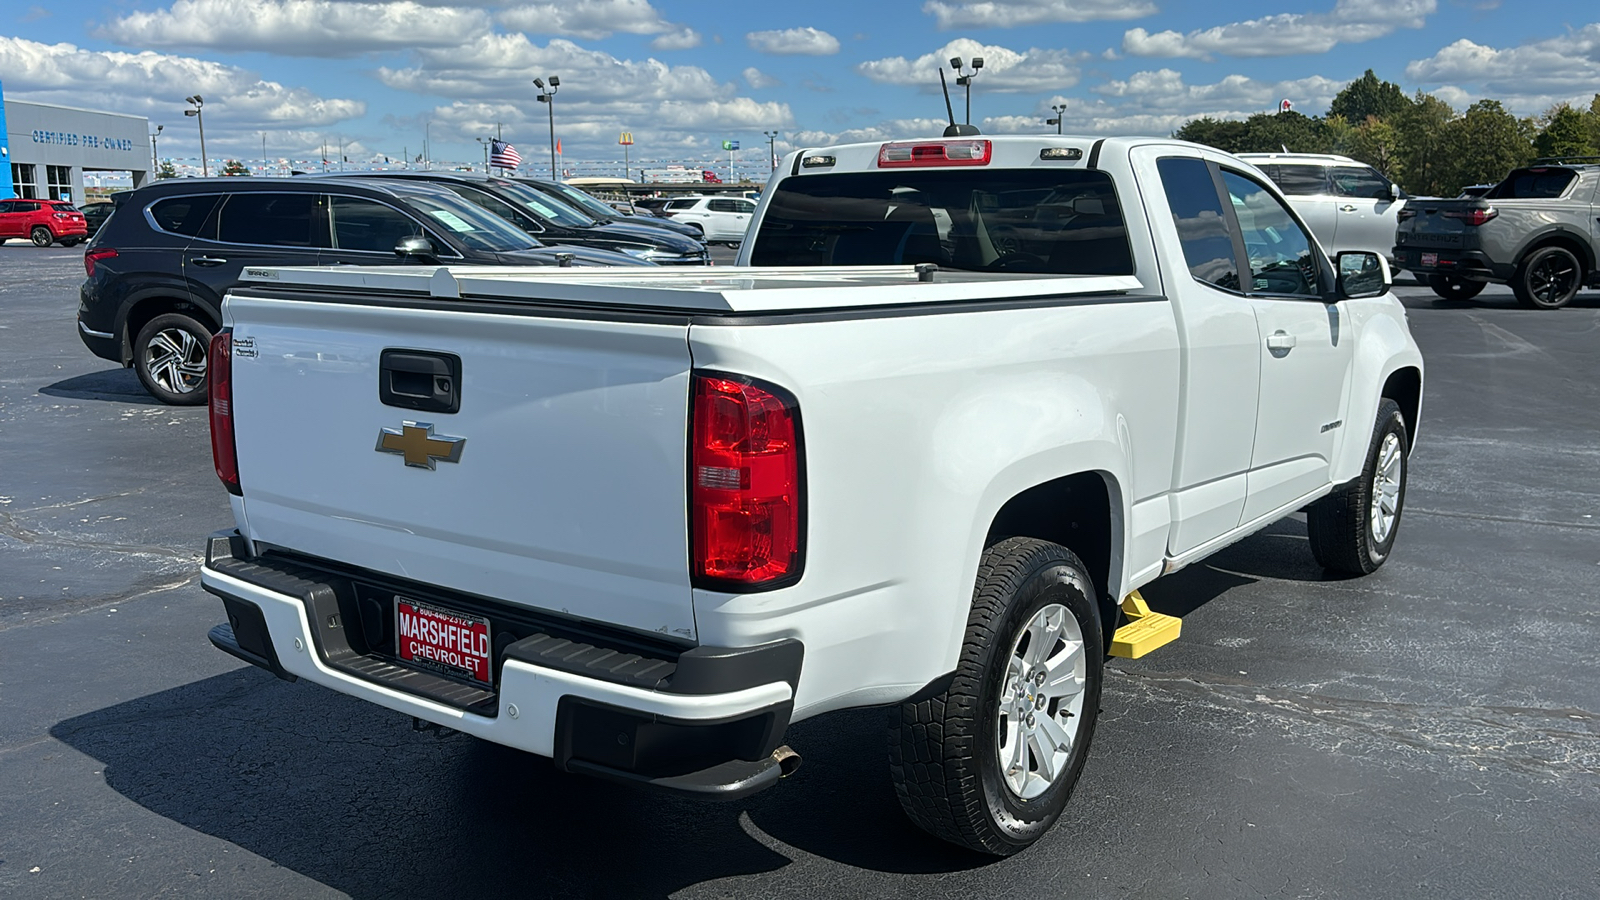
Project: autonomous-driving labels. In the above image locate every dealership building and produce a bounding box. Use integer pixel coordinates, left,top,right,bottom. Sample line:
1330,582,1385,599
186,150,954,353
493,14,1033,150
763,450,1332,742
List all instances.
1,81,150,203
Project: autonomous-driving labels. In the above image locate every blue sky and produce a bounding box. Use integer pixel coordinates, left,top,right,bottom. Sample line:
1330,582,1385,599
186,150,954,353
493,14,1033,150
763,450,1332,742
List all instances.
2,0,1596,177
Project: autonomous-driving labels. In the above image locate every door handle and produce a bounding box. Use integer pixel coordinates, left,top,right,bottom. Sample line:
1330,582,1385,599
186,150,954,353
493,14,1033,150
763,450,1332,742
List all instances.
190,256,228,266
1339,204,1358,212
1266,331,1297,351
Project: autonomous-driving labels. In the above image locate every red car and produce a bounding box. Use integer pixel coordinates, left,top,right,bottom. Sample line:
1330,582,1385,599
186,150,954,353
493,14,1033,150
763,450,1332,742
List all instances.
0,198,89,247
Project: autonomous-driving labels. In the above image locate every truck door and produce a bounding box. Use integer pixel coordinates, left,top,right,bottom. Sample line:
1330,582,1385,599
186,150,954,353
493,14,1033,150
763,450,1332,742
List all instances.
1216,167,1354,522
1138,151,1262,556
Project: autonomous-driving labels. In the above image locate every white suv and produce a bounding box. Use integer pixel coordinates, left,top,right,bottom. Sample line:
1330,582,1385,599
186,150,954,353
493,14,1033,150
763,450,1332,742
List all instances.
662,195,756,245
1236,153,1405,264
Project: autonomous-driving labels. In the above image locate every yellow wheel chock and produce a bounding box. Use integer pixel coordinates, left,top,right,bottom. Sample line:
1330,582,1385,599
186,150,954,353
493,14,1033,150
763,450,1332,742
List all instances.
1108,590,1182,659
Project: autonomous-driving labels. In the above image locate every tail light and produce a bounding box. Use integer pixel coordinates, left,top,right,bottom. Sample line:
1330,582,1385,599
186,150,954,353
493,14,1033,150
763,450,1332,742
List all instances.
690,372,803,589
85,248,118,277
878,139,992,168
209,329,241,495
1442,206,1497,226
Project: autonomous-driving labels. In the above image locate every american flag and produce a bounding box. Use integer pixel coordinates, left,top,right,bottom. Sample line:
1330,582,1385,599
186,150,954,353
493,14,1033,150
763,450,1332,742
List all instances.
489,139,522,170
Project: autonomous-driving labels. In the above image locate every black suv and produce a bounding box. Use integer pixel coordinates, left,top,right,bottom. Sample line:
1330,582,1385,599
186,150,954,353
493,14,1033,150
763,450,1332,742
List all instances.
78,176,645,405
334,172,709,264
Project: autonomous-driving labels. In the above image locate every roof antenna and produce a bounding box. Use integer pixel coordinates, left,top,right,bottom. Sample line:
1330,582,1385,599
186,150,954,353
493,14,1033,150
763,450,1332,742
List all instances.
940,67,980,137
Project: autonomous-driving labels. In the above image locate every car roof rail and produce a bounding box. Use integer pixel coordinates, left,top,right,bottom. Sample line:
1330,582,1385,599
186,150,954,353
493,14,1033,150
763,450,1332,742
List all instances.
1529,156,1600,166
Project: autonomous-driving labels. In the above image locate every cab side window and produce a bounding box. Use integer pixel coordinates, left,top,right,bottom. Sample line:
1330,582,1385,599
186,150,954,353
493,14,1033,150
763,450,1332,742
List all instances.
328,196,424,253
1331,166,1392,200
1157,157,1240,293
216,193,327,247
1220,169,1321,298
709,199,740,213
1268,164,1330,196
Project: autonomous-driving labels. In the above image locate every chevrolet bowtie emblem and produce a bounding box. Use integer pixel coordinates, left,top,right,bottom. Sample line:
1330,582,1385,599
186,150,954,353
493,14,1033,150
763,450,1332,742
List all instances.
375,421,466,469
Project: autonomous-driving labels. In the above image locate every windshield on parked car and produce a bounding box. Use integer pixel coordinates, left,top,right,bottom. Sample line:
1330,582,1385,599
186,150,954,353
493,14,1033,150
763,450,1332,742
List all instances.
544,184,621,220
750,169,1134,275
396,191,537,253
486,180,597,228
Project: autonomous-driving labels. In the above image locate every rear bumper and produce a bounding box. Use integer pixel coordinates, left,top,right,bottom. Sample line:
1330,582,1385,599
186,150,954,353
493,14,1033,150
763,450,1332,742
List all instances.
199,531,802,799
1392,246,1509,282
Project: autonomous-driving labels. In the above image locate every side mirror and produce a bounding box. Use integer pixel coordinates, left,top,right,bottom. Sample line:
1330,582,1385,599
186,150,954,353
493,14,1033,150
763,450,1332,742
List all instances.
1069,196,1105,216
394,235,438,262
1335,250,1390,299
1387,183,1402,202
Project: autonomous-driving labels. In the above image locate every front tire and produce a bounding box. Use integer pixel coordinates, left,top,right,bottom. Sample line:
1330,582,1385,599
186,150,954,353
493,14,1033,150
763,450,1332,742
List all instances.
1428,274,1484,301
31,226,54,247
1307,399,1408,575
889,537,1103,856
1512,246,1582,309
133,313,212,406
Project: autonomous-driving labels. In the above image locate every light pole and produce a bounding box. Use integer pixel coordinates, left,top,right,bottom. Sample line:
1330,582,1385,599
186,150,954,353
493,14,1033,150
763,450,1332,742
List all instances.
149,124,163,172
183,96,207,177
950,57,983,126
475,137,490,173
424,121,431,170
534,76,560,181
260,131,267,175
1046,103,1066,135
763,130,779,173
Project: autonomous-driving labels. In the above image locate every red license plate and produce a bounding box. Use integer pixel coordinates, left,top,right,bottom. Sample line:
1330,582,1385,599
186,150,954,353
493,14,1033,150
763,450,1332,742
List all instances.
1420,252,1438,267
395,597,492,685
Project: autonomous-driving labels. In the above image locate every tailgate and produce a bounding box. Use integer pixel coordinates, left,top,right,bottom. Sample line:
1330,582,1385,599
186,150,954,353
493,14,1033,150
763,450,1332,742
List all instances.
223,294,696,640
1396,200,1480,251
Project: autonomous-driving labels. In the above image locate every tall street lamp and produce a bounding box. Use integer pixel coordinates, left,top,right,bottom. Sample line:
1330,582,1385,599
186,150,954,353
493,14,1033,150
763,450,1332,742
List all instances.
534,76,560,181
475,136,491,172
149,124,163,172
184,96,207,177
1046,103,1067,135
950,57,983,126
763,130,780,173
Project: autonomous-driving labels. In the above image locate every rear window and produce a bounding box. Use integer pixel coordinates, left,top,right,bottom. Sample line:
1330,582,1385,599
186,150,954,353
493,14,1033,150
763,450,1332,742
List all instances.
665,199,700,211
1487,168,1577,199
148,195,222,237
750,169,1134,275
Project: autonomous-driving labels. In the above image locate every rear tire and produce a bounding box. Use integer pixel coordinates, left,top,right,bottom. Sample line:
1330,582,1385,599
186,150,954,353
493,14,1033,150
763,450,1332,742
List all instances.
133,313,212,406
1307,399,1408,575
31,226,53,247
1512,246,1582,309
889,537,1103,856
1428,274,1484,301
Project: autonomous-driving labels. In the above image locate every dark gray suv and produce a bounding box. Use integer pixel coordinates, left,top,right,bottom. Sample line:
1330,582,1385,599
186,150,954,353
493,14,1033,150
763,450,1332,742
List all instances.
78,177,644,404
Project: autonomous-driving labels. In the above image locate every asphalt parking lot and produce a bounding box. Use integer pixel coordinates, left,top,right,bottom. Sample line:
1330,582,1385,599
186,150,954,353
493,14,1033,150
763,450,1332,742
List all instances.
2,246,1597,899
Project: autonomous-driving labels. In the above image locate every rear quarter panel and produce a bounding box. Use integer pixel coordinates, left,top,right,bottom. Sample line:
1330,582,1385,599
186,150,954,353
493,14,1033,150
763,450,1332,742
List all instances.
688,299,1179,719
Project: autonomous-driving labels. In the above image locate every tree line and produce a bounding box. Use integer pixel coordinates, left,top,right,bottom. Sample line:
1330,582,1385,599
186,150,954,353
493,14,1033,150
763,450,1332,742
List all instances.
1173,70,1600,197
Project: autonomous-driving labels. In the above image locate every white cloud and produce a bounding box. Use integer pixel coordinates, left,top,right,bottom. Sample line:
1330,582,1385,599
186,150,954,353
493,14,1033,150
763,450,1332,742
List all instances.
744,67,783,89
1123,0,1436,60
924,0,1156,29
1405,27,1600,104
1094,68,1344,116
0,36,364,130
857,38,1084,93
650,27,702,50
98,0,491,57
746,27,841,56
498,0,684,40
381,35,793,157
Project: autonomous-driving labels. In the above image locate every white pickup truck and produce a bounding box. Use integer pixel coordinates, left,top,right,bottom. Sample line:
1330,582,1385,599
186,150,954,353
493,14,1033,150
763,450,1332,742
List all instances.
199,135,1422,855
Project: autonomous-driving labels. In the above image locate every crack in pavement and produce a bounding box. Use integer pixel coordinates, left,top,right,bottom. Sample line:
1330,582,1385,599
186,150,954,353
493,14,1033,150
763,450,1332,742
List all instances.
1405,507,1600,531
1106,668,1600,781
0,572,199,633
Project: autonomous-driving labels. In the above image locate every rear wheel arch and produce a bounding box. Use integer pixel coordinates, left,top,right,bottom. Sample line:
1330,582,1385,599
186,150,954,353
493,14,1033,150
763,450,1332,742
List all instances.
1515,231,1593,275
120,295,219,366
984,471,1122,650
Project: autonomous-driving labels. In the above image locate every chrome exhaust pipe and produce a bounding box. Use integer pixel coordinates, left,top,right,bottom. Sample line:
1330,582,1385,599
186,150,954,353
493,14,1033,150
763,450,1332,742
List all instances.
772,745,802,778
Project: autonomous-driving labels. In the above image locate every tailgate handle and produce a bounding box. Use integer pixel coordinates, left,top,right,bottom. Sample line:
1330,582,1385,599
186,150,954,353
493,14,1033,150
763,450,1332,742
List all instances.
380,349,461,414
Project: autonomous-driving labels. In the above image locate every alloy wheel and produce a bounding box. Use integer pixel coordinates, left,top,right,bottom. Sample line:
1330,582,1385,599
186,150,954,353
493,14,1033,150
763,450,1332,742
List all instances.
996,602,1087,800
144,327,207,394
1369,432,1404,545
